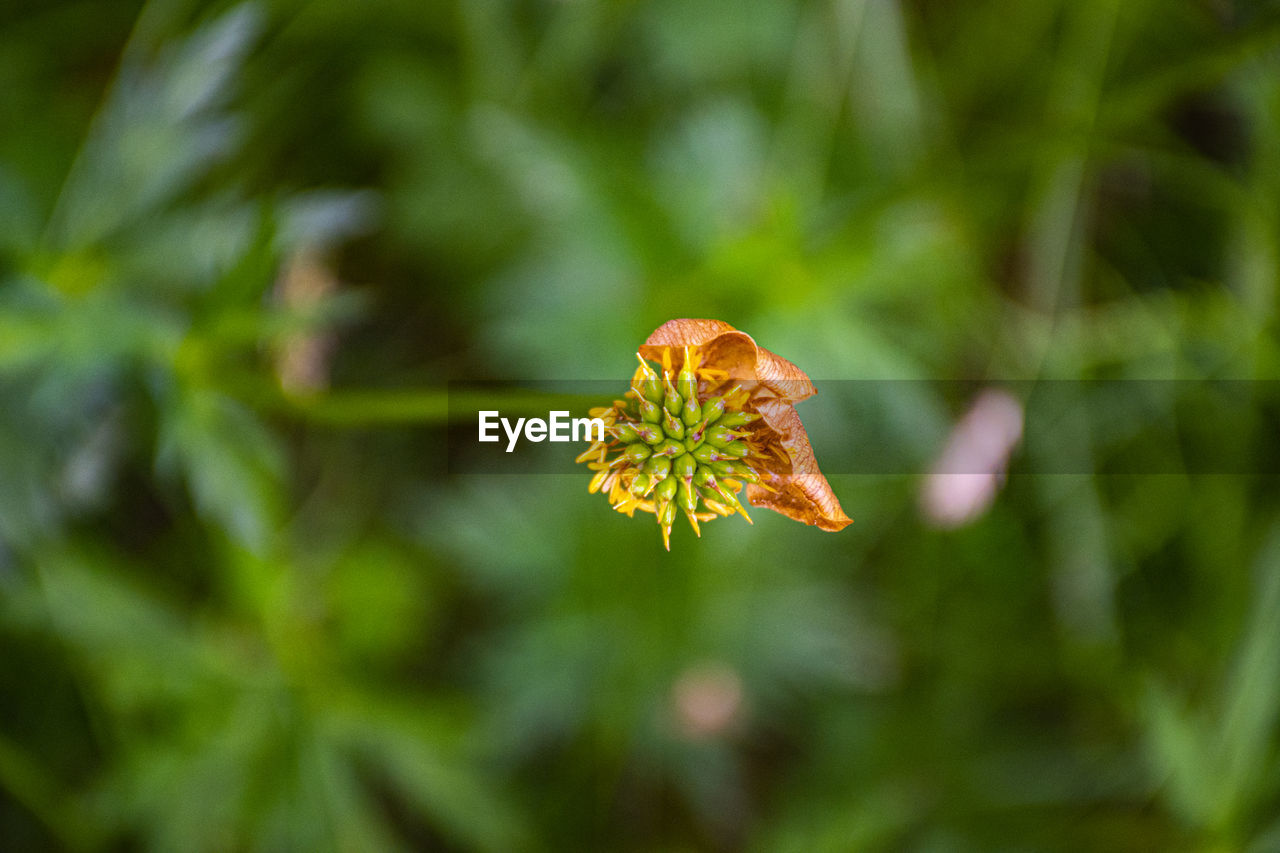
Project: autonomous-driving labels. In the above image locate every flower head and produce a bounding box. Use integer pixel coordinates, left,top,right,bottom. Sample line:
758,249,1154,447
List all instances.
577,319,851,549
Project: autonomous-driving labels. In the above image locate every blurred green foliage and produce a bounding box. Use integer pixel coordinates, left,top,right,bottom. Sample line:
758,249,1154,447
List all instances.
3,0,1280,849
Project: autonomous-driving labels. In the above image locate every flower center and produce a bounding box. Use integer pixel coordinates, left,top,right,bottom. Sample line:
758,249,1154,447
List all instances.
578,345,764,550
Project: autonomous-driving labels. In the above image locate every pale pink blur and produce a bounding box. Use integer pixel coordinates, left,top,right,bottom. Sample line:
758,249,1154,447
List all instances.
920,389,1024,528
670,661,744,740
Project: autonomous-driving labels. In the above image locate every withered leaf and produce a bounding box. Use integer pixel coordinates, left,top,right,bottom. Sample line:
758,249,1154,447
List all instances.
640,319,816,403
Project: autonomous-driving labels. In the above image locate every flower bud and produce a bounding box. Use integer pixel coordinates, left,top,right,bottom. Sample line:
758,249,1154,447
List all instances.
654,473,678,504
700,396,726,425
653,439,684,458
657,498,678,549
678,479,698,515
717,410,759,428
644,455,673,482
692,465,717,489
658,498,677,525
711,460,760,484
663,378,683,415
663,409,685,440
699,483,751,523
639,397,662,424
705,425,746,449
681,395,702,427
624,443,652,464
691,444,728,465
677,350,698,403
673,452,698,484
634,355,664,404
634,423,664,445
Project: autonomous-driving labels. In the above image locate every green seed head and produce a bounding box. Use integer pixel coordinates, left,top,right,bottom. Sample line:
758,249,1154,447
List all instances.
584,354,769,549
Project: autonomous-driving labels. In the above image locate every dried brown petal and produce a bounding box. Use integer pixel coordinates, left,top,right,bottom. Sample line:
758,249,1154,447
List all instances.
640,318,816,403
747,399,852,531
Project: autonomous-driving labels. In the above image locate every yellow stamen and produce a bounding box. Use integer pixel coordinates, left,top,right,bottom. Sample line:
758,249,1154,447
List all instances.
702,498,734,517
576,443,607,464
685,510,701,537
608,474,632,505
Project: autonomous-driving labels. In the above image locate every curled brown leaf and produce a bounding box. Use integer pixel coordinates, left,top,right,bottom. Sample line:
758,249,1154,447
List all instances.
640,319,816,403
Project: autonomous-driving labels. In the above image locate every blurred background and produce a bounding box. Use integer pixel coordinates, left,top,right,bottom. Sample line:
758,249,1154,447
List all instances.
4,0,1280,849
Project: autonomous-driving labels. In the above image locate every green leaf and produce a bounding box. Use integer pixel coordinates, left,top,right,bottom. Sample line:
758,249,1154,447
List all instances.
327,699,529,853
46,5,261,250
155,385,284,553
